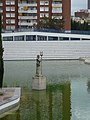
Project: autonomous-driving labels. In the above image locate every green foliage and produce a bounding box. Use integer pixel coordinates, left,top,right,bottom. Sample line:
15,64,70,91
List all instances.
71,19,90,30
36,17,64,30
0,14,3,58
0,15,1,40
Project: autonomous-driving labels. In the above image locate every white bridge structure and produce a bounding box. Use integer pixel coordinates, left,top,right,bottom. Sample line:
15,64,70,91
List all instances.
2,31,90,60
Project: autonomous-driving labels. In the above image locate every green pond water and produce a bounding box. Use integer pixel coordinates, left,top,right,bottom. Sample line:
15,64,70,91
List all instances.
0,60,90,120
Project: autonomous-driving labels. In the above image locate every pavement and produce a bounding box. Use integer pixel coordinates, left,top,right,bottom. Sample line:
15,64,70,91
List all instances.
0,87,21,117
0,88,15,103
0,88,21,105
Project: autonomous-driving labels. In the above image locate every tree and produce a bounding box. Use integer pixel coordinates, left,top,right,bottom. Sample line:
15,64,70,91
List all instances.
71,19,89,31
36,17,64,30
0,14,4,88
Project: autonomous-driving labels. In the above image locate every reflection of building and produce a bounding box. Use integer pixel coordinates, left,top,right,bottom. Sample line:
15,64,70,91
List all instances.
1,0,71,31
20,82,71,120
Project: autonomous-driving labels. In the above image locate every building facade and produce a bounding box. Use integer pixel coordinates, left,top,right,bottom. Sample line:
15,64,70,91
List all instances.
1,0,71,31
1,0,18,30
88,0,90,9
75,9,89,19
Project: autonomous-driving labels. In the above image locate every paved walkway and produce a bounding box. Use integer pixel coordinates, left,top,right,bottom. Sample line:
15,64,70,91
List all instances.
0,88,15,103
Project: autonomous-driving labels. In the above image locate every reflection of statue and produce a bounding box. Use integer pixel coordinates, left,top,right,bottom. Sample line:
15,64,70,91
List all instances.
36,55,41,76
87,80,90,93
0,59,4,88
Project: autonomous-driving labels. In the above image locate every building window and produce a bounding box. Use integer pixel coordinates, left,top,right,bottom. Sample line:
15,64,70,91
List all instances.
40,1,49,5
11,19,15,24
48,36,58,41
11,7,15,11
6,13,11,17
37,35,47,41
6,7,10,11
14,36,24,41
59,37,69,41
3,36,13,41
26,35,36,41
11,26,15,30
6,19,11,24
11,13,15,17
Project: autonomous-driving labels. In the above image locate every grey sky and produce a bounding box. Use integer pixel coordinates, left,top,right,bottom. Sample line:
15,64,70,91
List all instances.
71,0,87,15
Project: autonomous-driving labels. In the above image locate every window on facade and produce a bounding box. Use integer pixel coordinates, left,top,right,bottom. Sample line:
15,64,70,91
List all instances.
37,35,47,41
26,35,36,41
14,36,24,41
48,36,58,41
11,19,15,24
6,19,11,24
6,13,11,17
6,7,10,11
71,38,80,40
6,25,11,30
3,36,13,41
82,38,90,40
11,13,15,17
11,7,15,11
59,37,69,40
11,26,15,30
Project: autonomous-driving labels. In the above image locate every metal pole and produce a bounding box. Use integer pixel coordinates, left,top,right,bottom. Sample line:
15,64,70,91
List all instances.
40,51,43,75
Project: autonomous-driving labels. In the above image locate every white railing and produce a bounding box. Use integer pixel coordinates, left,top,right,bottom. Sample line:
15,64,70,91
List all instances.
18,16,37,20
18,3,37,7
18,10,37,13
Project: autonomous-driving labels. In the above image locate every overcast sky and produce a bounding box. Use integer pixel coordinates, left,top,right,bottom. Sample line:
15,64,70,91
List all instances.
71,0,87,15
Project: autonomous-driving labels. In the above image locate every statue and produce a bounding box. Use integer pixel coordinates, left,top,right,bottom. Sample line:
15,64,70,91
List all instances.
36,55,41,76
32,52,46,90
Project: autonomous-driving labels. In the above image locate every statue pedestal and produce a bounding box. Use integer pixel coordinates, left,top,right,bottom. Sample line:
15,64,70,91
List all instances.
32,75,46,90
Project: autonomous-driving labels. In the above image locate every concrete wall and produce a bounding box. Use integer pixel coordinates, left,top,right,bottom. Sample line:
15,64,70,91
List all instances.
3,41,90,60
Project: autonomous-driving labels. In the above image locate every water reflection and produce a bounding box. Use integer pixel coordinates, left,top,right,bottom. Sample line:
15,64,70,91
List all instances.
0,105,20,120
0,82,71,120
0,59,4,88
20,81,71,120
1,60,90,120
87,80,90,93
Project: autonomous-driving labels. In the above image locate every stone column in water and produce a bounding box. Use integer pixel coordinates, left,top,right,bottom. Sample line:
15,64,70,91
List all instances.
32,52,46,90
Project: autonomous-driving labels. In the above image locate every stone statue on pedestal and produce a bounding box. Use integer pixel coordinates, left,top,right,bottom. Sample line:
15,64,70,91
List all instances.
32,52,46,90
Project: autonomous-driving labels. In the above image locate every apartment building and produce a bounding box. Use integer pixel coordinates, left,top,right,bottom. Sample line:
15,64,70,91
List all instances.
1,0,71,31
1,0,18,30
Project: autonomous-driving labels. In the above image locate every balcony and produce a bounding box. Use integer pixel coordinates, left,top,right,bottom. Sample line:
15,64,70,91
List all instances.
6,1,15,5
18,16,37,20
52,3,62,7
52,16,62,19
18,3,37,7
18,22,36,26
18,10,37,13
52,10,62,13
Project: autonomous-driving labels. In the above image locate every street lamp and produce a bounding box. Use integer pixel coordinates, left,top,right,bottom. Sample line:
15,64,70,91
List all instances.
40,51,43,75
